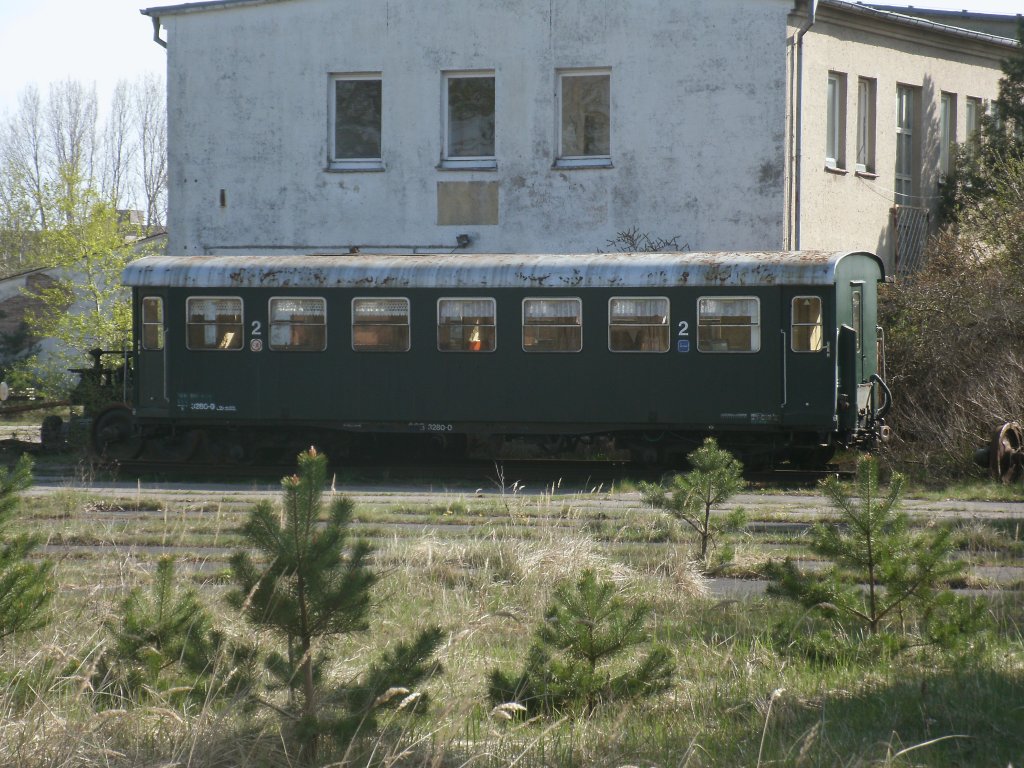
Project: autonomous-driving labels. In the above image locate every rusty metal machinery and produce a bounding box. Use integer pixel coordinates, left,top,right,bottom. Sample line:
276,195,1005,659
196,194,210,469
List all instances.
977,422,1024,484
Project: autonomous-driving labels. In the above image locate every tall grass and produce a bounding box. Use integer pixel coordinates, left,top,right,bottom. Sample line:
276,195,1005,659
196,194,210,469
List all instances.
0,485,1020,766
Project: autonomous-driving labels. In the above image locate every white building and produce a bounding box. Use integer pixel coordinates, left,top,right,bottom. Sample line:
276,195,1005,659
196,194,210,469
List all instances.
141,0,1019,272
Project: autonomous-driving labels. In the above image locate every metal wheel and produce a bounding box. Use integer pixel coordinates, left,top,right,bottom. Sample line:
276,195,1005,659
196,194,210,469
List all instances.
40,415,65,452
145,430,201,463
91,405,143,461
989,421,1024,484
790,444,836,470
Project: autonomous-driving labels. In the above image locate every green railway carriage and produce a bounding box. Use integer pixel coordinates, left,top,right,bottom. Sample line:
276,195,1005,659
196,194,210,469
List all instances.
106,250,889,465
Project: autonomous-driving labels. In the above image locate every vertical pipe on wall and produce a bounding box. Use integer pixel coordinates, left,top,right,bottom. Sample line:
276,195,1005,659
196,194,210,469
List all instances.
789,0,817,251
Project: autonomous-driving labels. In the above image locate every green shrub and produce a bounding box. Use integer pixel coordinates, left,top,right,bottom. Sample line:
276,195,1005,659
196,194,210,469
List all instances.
488,569,673,716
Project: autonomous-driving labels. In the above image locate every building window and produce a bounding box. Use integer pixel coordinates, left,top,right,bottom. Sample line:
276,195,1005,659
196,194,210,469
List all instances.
141,297,164,351
791,297,823,353
556,70,611,168
965,97,982,143
826,72,846,169
438,298,496,352
522,298,582,352
186,297,243,351
442,72,495,169
331,75,382,170
697,297,760,353
856,77,875,173
940,92,956,179
269,298,326,351
352,298,410,352
608,297,669,352
895,85,918,204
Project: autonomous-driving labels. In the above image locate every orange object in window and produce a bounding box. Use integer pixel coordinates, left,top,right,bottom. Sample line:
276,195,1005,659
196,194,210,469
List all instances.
468,325,482,351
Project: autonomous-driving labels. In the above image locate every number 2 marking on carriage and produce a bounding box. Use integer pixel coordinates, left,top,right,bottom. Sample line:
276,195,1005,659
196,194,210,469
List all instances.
250,320,262,336
677,321,689,336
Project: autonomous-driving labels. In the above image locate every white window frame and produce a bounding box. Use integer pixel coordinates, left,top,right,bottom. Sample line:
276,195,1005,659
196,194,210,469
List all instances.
696,296,761,354
351,297,411,352
268,297,327,352
555,68,612,169
441,70,496,170
185,296,244,352
856,77,875,174
522,297,583,353
329,73,384,171
826,72,846,170
940,92,956,180
965,96,982,143
607,296,669,353
895,84,917,204
437,297,497,353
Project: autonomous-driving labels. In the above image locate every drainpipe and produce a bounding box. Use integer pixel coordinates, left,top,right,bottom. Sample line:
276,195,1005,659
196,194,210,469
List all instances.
148,14,167,48
789,0,817,250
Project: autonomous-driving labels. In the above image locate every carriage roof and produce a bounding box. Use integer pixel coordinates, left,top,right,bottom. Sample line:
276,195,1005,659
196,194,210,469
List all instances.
122,251,884,290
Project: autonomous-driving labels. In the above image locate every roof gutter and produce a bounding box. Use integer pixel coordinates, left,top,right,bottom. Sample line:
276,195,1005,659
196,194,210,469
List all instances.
788,0,817,250
147,14,167,48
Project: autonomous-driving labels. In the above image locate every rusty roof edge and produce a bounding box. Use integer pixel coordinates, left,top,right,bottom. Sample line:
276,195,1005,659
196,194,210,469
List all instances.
123,251,882,288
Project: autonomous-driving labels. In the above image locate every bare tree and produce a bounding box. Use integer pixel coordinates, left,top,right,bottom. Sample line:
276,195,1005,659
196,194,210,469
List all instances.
135,74,167,227
99,80,136,211
46,79,98,219
2,86,49,229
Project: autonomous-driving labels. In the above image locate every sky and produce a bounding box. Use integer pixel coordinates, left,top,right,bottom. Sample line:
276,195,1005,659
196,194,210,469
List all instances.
0,0,1021,121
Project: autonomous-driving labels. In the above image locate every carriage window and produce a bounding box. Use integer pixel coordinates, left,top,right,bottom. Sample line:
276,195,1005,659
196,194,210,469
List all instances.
186,297,243,351
609,297,669,352
523,298,582,352
141,296,164,351
851,286,863,354
697,297,760,353
438,298,496,352
269,298,326,351
791,296,823,352
352,298,410,351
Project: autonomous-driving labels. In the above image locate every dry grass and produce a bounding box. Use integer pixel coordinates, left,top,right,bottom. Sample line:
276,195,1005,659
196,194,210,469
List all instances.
0,484,1019,767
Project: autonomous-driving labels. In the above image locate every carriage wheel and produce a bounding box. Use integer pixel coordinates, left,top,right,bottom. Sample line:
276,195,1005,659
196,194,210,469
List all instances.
91,405,143,461
988,422,1024,484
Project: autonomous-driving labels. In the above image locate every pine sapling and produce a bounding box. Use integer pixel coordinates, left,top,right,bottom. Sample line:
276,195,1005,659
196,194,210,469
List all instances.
229,448,442,763
94,555,252,704
489,569,673,716
641,437,745,568
766,455,972,643
0,454,53,642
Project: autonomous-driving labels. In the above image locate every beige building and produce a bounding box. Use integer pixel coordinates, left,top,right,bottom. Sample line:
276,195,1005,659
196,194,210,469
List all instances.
791,1,1018,272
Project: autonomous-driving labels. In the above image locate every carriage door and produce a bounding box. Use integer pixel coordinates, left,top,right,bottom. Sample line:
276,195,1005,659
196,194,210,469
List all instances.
781,291,832,424
138,294,168,410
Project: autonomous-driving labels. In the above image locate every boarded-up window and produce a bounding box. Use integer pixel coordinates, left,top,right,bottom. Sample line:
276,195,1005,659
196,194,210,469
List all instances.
270,298,326,351
523,298,582,353
186,297,243,351
609,297,669,352
352,298,410,352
